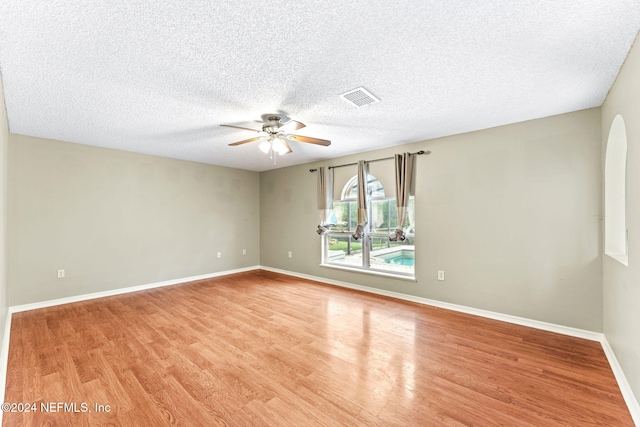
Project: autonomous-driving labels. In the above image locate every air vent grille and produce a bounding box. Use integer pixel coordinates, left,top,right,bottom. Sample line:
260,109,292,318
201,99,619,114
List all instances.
339,87,380,107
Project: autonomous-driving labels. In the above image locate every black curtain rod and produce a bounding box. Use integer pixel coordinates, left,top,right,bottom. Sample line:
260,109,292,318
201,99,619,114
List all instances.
309,150,430,172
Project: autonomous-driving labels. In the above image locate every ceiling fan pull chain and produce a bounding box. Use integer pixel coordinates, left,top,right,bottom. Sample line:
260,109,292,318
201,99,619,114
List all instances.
268,143,277,165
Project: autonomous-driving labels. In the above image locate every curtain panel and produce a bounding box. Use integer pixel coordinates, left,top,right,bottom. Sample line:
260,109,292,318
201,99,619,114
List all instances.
316,166,334,234
390,153,414,241
352,160,369,240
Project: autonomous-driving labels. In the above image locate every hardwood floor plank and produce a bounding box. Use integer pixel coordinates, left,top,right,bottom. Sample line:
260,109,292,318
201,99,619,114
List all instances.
3,270,634,426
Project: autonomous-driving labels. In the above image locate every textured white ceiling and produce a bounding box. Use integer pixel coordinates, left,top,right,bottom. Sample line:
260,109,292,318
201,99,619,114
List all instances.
0,1,639,171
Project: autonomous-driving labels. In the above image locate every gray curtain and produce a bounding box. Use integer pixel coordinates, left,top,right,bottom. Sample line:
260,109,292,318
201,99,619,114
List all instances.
352,160,369,240
316,166,334,235
390,153,414,241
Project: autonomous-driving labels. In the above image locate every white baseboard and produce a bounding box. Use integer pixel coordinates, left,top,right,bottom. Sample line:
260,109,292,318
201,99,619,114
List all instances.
10,265,261,313
601,337,640,426
260,266,603,341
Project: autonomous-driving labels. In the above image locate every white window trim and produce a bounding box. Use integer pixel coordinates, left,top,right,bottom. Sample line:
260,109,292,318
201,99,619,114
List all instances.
319,262,418,282
607,253,629,266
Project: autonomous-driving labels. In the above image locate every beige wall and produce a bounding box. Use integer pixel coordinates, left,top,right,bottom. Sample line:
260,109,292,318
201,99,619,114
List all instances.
8,135,260,305
602,34,640,405
261,108,602,331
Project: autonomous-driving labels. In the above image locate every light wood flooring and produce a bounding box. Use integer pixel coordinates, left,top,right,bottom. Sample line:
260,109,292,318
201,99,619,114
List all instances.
3,270,634,426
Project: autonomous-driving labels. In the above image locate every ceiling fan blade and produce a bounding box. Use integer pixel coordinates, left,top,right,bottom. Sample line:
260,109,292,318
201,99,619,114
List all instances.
281,139,293,154
287,134,331,146
279,120,306,132
228,136,264,146
220,124,261,133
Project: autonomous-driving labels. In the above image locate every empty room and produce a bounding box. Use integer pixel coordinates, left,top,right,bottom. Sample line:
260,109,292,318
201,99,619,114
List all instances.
0,1,639,426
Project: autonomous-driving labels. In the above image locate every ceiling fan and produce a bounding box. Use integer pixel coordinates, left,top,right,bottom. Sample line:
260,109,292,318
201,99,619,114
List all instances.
221,115,331,164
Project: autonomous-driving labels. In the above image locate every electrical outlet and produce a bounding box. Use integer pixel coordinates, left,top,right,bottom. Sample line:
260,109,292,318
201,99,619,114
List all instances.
217,252,222,258
242,249,246,255
437,270,445,281
288,251,292,258
57,269,65,278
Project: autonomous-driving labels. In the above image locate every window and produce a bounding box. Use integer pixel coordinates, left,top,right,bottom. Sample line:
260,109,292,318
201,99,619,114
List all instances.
323,174,415,277
605,114,628,266
341,175,385,200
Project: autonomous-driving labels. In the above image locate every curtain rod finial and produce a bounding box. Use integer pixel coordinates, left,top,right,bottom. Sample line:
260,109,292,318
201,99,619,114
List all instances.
309,168,318,172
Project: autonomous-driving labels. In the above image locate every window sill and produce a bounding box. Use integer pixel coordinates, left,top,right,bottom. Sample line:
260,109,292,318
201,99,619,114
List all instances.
320,263,417,282
606,253,628,266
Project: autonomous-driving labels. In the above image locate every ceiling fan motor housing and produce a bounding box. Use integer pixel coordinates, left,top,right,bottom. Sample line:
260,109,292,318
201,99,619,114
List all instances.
262,116,283,133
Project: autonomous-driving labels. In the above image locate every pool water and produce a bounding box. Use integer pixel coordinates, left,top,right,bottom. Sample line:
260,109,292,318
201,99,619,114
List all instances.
382,252,415,266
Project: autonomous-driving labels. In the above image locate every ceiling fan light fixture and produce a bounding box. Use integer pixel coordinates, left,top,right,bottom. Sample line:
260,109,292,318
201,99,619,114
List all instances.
272,137,289,155
259,140,271,153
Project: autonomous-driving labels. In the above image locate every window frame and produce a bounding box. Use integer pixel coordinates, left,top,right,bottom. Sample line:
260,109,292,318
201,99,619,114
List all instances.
322,174,415,279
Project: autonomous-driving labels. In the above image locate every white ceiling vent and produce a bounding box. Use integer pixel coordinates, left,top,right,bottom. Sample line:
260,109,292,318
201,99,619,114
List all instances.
339,87,380,107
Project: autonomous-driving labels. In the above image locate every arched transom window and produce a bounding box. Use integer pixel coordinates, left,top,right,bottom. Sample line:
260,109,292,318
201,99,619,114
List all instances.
341,174,385,200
